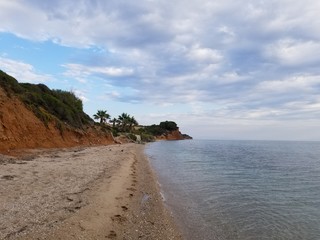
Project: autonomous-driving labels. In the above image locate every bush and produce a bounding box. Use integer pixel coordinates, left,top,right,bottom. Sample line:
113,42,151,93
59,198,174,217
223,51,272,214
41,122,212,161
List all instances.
0,71,24,96
140,133,155,142
111,128,119,137
100,124,111,133
128,133,137,141
159,121,178,131
144,124,166,136
143,121,178,137
0,70,93,129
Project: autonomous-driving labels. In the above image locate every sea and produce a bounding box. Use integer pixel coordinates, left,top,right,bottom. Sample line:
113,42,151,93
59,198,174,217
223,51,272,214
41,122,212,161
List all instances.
145,140,320,240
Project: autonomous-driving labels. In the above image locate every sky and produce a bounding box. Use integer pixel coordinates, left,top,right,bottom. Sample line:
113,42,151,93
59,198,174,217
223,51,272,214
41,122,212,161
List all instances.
1,0,320,140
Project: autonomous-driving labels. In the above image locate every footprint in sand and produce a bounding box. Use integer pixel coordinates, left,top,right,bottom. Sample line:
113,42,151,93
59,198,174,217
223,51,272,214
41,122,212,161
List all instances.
121,206,128,211
107,230,117,239
111,214,127,223
1,175,16,180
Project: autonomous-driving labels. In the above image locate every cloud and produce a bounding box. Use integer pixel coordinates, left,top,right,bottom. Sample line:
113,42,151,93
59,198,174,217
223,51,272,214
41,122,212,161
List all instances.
187,45,223,63
0,57,52,83
63,63,134,80
1,0,320,127
265,39,320,66
260,74,320,91
71,89,89,103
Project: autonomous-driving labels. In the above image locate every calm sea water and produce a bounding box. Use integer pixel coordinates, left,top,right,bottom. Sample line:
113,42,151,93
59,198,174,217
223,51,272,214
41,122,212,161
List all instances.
145,140,320,240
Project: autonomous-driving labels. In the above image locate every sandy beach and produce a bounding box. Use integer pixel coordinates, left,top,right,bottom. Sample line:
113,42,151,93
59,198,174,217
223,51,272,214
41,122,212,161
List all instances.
0,143,182,240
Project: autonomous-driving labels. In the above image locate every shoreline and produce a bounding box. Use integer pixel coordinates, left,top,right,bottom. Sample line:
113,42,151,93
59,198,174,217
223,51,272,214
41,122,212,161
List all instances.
0,143,182,239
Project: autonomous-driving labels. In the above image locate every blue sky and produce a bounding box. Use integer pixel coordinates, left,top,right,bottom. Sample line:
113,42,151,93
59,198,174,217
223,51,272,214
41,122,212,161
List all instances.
1,0,320,140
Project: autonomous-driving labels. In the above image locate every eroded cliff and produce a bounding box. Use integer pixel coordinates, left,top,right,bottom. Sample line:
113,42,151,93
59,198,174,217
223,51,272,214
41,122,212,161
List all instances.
0,86,114,154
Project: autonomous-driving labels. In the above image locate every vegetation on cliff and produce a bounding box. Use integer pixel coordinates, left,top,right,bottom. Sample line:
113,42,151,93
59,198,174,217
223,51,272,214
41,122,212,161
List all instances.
0,70,192,145
137,121,191,141
144,121,178,136
136,120,192,141
92,108,191,142
0,70,92,129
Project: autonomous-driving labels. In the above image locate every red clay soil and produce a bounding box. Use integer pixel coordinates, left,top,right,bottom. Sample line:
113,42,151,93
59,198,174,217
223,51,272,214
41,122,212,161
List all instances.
0,87,114,155
156,128,186,140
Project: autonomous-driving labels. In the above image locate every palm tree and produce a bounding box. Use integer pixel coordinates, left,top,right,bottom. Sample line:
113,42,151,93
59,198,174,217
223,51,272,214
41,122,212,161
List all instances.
118,113,131,131
93,110,110,124
109,118,118,128
128,116,138,131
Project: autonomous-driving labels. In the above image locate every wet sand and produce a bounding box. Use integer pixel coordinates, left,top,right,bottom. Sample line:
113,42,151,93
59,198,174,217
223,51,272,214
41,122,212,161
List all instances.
0,143,182,239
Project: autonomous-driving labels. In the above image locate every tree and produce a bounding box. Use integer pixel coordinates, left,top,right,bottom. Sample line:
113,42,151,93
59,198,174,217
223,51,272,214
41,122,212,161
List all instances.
93,110,110,124
109,117,118,128
118,113,130,131
159,121,178,131
128,116,138,131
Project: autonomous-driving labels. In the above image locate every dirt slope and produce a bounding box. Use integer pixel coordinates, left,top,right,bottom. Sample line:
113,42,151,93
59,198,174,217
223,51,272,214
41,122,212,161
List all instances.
156,128,192,140
0,87,114,154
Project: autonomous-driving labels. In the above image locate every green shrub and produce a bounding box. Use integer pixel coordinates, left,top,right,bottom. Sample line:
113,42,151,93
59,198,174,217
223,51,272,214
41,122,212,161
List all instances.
111,128,119,137
159,121,178,131
144,124,166,136
128,133,137,141
31,106,52,127
100,124,111,133
0,70,93,129
0,70,24,96
140,121,178,139
140,133,155,142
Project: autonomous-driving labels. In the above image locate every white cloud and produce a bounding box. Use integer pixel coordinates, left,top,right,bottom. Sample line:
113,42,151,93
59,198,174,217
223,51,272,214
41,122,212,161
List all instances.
256,74,320,94
62,63,134,82
72,89,89,103
187,45,223,63
265,39,320,66
2,0,320,139
0,57,52,83
216,72,248,85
